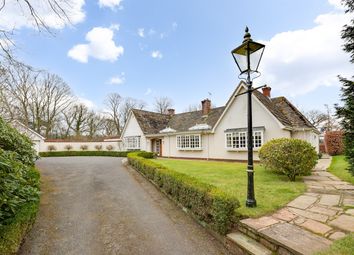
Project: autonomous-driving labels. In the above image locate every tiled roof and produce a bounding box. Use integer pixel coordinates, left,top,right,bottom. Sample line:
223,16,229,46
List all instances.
253,90,293,127
271,96,318,131
132,107,225,135
131,83,318,135
132,109,170,135
167,107,225,132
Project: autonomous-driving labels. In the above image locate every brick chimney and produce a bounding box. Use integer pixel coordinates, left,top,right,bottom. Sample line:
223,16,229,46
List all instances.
167,108,175,115
262,86,271,98
201,99,211,115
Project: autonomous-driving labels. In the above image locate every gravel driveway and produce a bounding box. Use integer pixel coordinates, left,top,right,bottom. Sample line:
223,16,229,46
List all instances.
19,157,229,255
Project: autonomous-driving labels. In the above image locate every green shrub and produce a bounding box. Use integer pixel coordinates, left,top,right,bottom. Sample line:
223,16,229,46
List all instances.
259,138,318,181
39,150,129,157
0,150,40,224
47,145,56,152
128,151,239,234
0,118,36,166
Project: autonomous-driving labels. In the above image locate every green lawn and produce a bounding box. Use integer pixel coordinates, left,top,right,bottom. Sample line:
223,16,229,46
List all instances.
152,159,306,218
328,156,354,185
315,233,354,255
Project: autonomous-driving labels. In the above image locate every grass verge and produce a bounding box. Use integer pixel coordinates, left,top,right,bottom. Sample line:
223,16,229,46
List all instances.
153,159,306,218
328,155,354,185
39,151,128,157
315,233,354,255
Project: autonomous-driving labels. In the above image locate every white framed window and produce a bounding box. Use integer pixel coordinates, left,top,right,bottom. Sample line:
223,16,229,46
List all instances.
176,134,202,150
225,130,263,149
124,136,141,150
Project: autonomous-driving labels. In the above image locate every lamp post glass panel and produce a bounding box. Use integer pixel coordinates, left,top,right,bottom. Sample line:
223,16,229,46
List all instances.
231,27,265,208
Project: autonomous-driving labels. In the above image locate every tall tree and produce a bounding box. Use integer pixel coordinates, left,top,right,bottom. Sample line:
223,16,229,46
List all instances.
105,93,122,136
153,96,173,114
119,97,146,127
335,0,354,175
304,110,328,129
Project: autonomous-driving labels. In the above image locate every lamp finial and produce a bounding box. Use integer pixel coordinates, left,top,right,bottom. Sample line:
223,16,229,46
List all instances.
243,26,252,43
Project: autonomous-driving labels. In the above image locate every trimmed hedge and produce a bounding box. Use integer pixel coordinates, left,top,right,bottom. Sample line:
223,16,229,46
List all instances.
39,151,129,157
128,152,239,235
324,131,344,156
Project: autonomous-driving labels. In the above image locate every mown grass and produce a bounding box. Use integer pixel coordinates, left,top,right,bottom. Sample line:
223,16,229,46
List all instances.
315,233,354,255
152,159,306,217
328,155,354,185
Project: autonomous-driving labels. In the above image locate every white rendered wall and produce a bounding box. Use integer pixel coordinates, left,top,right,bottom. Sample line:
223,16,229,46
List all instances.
41,141,124,152
121,113,148,151
292,130,319,153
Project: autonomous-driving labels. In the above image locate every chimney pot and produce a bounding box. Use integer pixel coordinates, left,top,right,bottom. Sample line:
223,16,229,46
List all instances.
262,86,271,98
201,99,211,115
167,108,175,115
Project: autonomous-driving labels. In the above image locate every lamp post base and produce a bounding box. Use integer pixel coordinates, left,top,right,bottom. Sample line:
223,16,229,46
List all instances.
246,199,257,207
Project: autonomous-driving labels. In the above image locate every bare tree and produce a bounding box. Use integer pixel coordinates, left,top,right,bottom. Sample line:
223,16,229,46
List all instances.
153,96,173,114
87,111,105,138
0,62,73,137
304,110,328,129
0,0,74,60
105,93,122,136
185,103,202,112
64,104,89,137
102,118,117,136
323,104,340,131
119,97,146,127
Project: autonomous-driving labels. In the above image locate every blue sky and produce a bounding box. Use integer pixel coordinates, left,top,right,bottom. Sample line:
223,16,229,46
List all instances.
5,0,353,113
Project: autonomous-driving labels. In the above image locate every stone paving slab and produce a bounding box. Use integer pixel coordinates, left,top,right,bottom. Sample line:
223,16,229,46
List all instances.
272,208,297,222
318,194,341,207
328,231,346,240
287,195,318,210
288,208,329,223
299,219,332,235
240,216,280,231
329,214,354,232
259,223,332,255
308,206,338,217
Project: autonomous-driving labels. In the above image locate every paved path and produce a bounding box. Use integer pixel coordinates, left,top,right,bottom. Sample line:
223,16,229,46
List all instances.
236,156,354,254
19,157,229,255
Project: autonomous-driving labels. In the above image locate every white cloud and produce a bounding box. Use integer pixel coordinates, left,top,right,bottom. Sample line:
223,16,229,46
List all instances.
68,26,124,63
257,2,352,97
328,0,345,10
109,23,120,31
172,22,178,30
98,0,123,10
151,50,163,59
137,28,145,38
109,73,125,85
78,97,96,109
144,88,152,96
0,0,85,30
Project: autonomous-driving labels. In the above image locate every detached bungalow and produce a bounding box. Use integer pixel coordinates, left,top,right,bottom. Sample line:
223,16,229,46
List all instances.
121,82,319,161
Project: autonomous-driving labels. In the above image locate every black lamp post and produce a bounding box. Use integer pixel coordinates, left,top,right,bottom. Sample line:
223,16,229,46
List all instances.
231,27,265,208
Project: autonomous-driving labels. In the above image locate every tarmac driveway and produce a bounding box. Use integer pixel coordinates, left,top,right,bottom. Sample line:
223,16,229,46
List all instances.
19,157,229,255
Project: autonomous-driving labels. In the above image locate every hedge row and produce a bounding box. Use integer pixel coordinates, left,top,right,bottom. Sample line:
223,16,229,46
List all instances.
39,151,129,157
324,131,344,156
127,152,239,235
0,118,40,254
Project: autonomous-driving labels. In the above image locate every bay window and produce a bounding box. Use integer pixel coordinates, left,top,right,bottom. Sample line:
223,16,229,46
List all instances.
177,134,201,150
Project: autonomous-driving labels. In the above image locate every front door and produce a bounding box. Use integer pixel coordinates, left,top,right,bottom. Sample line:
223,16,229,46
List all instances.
153,139,162,156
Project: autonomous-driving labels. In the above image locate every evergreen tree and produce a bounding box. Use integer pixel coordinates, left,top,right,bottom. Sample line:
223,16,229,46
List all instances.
336,0,354,175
